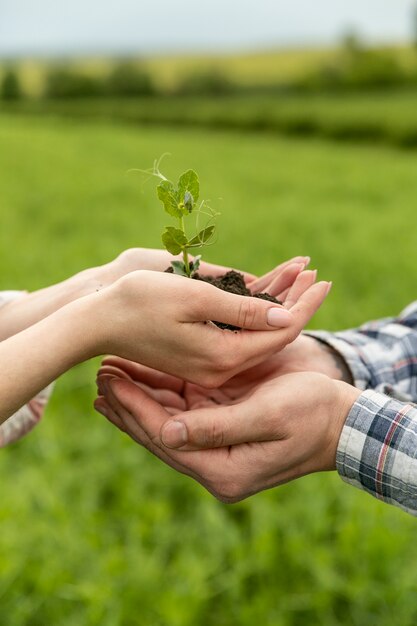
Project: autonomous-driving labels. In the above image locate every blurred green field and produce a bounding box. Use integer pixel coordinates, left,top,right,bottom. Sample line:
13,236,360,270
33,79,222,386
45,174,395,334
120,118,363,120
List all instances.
4,88,417,149
1,114,417,626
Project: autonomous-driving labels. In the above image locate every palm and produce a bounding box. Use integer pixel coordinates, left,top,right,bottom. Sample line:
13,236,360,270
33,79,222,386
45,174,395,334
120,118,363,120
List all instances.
98,323,316,414
181,349,293,409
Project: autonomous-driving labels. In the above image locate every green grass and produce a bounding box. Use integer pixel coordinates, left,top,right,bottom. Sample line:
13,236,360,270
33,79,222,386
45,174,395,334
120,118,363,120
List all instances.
1,114,417,626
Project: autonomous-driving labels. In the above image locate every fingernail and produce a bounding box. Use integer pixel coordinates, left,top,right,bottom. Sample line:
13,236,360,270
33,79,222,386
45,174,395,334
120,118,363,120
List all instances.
303,256,311,267
95,405,108,418
267,307,292,327
326,281,333,295
161,421,188,448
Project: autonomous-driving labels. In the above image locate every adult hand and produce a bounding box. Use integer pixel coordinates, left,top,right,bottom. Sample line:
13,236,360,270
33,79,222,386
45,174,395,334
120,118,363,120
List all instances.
97,330,352,421
94,264,329,387
95,372,360,502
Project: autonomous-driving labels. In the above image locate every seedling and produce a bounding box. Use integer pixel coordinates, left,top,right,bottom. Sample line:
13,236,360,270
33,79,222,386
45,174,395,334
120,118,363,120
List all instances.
140,159,218,277
131,157,279,330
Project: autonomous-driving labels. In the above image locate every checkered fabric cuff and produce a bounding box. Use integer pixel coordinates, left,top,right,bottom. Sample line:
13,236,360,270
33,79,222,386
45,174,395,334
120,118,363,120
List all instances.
336,390,417,516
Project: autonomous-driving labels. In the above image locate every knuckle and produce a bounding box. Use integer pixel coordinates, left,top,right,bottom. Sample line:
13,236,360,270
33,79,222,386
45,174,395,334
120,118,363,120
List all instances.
236,298,258,329
116,270,145,296
191,292,210,318
203,419,225,448
117,247,142,265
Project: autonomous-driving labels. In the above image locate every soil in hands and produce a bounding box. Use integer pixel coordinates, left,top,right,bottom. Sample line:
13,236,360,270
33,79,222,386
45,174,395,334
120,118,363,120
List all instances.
166,267,281,331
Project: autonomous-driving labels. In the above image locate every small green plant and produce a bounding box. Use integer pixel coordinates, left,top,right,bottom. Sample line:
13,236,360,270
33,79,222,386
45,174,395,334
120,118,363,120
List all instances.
141,159,218,277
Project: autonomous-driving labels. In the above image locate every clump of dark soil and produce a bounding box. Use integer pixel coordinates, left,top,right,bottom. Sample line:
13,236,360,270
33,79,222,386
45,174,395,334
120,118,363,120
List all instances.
166,267,281,331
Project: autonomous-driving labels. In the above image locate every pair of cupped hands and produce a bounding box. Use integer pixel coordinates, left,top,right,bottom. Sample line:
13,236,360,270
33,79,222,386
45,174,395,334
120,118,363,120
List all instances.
94,249,359,503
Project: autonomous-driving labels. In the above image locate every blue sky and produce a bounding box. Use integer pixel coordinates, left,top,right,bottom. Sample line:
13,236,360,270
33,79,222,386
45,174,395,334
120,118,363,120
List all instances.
0,0,416,57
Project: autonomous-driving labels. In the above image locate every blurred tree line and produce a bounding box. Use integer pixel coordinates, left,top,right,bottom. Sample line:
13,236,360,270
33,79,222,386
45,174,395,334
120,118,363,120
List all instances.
295,33,414,92
2,2,417,103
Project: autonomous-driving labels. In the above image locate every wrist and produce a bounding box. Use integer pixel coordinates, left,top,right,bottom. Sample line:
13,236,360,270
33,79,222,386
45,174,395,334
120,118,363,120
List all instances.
46,292,108,364
0,292,109,421
75,279,132,358
327,380,361,469
300,334,353,383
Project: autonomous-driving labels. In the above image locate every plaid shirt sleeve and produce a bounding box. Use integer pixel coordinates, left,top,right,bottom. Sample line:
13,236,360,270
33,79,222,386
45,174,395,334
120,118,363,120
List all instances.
0,291,54,448
306,300,417,401
336,390,417,516
306,301,417,515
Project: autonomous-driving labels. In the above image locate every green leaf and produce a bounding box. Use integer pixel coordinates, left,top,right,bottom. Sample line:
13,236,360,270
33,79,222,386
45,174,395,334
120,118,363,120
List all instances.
188,225,215,247
157,180,181,218
162,227,188,255
177,170,200,210
191,255,201,273
171,260,188,277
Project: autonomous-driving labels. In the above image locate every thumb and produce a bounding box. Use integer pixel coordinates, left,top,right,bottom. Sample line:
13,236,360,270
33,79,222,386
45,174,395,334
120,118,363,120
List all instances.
160,399,279,450
192,285,293,330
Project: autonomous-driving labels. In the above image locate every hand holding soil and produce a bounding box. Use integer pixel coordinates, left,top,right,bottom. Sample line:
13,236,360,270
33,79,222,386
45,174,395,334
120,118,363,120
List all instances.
94,264,330,389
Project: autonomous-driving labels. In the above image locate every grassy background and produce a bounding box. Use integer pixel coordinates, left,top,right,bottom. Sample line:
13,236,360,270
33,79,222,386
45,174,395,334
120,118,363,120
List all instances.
1,114,417,625
5,89,417,149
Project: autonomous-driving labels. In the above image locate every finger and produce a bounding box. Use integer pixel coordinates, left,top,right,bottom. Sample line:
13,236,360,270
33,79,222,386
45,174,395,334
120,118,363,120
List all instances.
288,280,332,330
191,283,294,330
97,364,132,381
248,256,310,293
283,270,317,309
96,374,125,397
94,397,126,432
101,357,185,392
159,398,281,450
106,379,209,477
277,287,290,301
97,371,186,409
107,380,258,497
227,281,331,369
134,381,187,410
259,262,304,298
166,407,183,416
97,390,201,479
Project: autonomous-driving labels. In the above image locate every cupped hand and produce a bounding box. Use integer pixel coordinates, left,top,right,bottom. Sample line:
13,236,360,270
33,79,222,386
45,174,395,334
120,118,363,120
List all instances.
96,330,352,422
95,262,329,388
95,371,360,502
95,258,334,411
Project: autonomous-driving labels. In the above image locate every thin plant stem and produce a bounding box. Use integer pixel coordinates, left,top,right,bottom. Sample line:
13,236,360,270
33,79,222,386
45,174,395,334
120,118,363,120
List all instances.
180,216,191,277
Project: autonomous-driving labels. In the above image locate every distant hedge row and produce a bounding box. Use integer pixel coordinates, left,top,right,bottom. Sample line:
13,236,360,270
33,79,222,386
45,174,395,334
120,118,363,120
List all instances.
3,40,417,102
0,63,236,101
3,93,417,149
